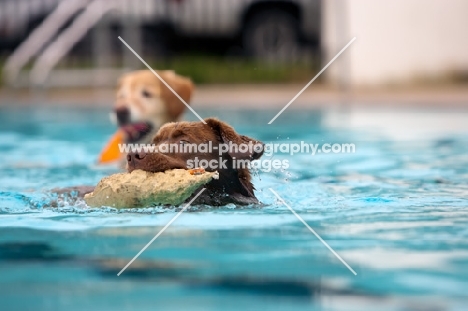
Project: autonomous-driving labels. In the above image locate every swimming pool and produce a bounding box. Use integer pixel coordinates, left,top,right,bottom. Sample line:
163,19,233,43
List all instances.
1,105,467,310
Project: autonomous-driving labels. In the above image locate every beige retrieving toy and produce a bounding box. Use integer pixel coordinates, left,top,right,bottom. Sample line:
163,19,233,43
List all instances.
84,169,218,208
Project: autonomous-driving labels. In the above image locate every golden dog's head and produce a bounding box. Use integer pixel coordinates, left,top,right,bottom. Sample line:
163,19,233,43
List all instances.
113,70,194,140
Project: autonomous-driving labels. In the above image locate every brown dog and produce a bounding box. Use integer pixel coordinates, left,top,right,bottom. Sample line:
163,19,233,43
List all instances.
113,70,194,143
127,118,264,206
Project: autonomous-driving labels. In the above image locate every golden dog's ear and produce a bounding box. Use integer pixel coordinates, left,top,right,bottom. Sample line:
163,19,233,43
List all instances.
205,118,264,160
159,71,194,120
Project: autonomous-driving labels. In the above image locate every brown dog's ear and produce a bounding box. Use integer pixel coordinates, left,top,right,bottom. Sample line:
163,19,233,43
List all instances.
159,71,194,120
205,118,264,160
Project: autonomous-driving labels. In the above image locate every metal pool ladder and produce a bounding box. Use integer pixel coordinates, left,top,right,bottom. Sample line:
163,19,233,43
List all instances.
2,0,134,88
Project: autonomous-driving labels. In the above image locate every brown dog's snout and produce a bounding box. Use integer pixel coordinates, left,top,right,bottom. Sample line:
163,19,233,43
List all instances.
115,106,130,126
127,152,147,165
135,152,147,160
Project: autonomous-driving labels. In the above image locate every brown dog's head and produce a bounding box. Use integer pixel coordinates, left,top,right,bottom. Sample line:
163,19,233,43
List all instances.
113,70,194,142
126,118,264,205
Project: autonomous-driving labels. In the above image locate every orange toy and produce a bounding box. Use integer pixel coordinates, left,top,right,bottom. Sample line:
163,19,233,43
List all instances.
98,130,124,164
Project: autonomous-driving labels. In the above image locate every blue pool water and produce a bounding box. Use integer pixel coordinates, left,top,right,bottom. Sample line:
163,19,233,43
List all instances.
1,105,468,310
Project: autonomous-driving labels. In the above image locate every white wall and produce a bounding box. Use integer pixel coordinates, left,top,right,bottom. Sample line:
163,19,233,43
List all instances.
322,0,468,86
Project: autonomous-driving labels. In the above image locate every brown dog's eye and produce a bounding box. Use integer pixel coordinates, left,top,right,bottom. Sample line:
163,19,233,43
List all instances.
179,140,190,145
142,90,152,98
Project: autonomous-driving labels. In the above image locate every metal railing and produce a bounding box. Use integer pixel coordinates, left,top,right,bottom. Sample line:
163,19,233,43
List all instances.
4,0,92,86
2,0,168,88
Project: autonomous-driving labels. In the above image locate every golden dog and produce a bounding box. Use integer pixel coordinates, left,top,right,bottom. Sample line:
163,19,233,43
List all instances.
112,70,194,144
